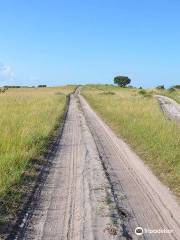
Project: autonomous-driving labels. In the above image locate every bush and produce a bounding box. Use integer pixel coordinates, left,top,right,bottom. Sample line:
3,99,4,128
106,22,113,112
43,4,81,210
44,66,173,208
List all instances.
139,89,152,97
156,85,165,90
172,85,180,89
168,87,175,93
38,85,47,88
3,85,20,88
139,89,146,95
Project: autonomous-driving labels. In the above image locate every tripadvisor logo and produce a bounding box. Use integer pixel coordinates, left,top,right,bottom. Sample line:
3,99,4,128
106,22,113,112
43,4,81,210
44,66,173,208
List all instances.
135,227,144,236
135,226,173,236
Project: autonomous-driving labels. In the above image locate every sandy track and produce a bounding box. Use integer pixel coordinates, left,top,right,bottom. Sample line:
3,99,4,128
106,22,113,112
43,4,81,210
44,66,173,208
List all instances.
79,94,180,240
156,95,180,121
12,90,180,239
14,93,123,240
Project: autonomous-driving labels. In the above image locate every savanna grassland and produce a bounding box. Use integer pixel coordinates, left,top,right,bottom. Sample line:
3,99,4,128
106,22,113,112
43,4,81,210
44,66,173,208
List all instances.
82,85,180,198
0,86,74,221
154,88,180,103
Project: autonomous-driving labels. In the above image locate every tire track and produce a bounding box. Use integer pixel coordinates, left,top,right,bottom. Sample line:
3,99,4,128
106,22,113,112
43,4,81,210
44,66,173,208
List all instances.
155,95,180,121
11,89,180,240
79,93,180,240
13,93,124,239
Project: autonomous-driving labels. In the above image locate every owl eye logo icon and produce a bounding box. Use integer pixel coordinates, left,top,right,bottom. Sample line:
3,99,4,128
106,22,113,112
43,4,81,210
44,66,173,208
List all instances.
135,227,144,236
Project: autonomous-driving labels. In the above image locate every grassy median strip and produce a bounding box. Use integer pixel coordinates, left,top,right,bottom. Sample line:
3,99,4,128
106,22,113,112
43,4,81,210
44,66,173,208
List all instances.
0,86,74,228
82,85,180,198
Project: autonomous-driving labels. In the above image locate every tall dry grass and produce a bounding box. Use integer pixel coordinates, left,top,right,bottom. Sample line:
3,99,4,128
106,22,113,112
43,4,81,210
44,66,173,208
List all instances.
82,85,180,198
154,88,180,103
0,86,74,197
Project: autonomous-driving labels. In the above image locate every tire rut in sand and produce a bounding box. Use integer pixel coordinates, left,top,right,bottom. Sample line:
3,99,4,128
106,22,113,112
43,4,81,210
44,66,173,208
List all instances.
10,90,180,240
79,94,180,240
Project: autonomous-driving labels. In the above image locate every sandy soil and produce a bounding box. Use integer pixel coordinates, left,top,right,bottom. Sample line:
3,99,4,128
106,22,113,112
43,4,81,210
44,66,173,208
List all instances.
156,95,180,121
11,89,180,240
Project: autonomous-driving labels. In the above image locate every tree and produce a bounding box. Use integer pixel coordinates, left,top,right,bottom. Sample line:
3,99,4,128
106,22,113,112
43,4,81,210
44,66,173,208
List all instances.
172,85,180,89
114,76,131,87
38,85,47,88
156,85,165,90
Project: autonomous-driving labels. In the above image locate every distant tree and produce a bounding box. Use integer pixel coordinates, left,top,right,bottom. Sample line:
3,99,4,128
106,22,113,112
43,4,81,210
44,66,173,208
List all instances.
4,85,20,88
38,85,47,88
172,85,180,89
114,76,131,87
156,85,165,90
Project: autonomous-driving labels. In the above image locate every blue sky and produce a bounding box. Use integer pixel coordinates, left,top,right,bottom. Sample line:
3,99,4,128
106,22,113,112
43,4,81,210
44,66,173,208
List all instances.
0,0,180,87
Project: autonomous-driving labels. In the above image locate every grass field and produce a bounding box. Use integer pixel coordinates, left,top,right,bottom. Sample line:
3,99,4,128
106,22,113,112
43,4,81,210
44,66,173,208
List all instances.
0,86,74,210
82,85,180,198
153,88,180,103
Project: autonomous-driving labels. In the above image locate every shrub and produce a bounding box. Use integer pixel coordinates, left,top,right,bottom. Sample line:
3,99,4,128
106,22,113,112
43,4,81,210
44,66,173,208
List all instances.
156,85,165,90
139,89,152,97
172,85,180,89
168,87,175,93
139,89,146,95
3,85,20,88
38,85,47,88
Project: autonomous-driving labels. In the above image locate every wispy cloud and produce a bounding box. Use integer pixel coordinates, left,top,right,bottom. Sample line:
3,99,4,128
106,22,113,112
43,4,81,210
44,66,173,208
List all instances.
0,63,14,82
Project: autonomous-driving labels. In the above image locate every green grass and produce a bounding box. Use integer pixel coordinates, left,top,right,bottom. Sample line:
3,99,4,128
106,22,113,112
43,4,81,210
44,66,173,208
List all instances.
153,88,180,103
82,85,180,198
0,86,74,199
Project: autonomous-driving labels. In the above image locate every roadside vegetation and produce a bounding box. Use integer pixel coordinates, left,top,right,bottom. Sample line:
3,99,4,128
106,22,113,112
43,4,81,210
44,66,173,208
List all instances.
82,85,180,198
154,87,180,103
157,88,180,103
0,86,74,227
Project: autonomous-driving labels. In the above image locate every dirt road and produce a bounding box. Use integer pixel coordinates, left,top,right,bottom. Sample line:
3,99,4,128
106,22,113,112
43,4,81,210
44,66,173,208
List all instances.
12,89,180,240
156,95,180,121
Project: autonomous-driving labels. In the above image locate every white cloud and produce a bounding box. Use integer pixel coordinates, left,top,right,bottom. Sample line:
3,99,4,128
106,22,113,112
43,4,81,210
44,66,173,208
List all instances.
0,64,14,81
